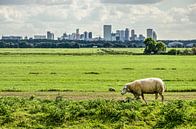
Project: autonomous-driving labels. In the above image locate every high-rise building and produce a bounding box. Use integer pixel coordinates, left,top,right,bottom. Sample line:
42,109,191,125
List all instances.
120,30,125,42
80,34,84,40
88,32,92,39
47,31,54,40
153,31,157,41
103,25,112,41
131,29,135,41
76,29,80,40
147,29,157,40
125,28,130,41
84,31,88,41
147,29,153,39
116,30,120,41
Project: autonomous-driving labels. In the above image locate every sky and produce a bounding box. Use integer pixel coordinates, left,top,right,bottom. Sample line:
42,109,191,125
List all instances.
0,0,195,40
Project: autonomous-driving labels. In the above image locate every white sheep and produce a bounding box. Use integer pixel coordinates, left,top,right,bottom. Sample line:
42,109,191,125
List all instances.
121,78,166,104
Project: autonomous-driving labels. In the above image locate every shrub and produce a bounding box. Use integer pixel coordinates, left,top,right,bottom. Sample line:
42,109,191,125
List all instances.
155,100,192,128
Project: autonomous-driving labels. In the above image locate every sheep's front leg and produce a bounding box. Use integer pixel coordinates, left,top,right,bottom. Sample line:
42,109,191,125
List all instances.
133,94,140,100
141,93,147,104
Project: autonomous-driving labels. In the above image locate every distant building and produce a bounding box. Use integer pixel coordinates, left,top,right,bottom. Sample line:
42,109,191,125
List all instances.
120,30,125,42
125,28,130,41
34,35,47,40
88,32,92,39
116,30,120,41
76,29,80,40
138,34,145,41
47,31,54,40
24,36,28,40
111,33,116,41
2,36,22,40
80,34,84,40
131,29,135,41
186,43,196,48
147,29,153,39
103,25,112,41
84,31,88,41
147,29,157,41
168,42,184,48
153,31,157,41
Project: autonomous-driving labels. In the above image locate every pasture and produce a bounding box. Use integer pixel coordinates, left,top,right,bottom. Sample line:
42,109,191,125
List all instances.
0,48,195,128
0,48,195,92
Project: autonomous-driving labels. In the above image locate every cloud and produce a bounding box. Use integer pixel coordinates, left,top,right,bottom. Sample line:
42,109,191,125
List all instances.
100,0,164,5
0,0,73,5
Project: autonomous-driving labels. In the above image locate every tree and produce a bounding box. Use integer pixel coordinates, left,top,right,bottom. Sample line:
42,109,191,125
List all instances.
144,38,166,54
156,41,166,53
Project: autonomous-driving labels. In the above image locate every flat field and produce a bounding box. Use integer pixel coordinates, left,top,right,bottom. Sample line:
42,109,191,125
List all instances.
0,48,195,128
0,48,195,92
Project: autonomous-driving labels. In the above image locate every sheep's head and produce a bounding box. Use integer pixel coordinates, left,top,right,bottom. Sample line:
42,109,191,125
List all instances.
121,85,128,95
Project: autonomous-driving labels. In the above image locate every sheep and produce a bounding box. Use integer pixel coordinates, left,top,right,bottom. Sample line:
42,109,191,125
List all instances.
121,78,166,104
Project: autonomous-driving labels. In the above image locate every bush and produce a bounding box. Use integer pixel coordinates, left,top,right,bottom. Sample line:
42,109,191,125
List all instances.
155,100,194,128
0,97,195,128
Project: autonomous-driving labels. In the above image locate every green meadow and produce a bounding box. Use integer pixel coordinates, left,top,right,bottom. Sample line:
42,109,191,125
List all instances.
0,48,195,92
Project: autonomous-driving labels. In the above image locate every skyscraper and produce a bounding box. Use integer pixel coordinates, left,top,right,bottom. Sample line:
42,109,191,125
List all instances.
131,29,135,41
84,31,88,41
76,29,80,40
147,29,157,41
120,30,125,42
153,31,157,41
125,28,130,41
88,32,92,39
147,29,153,39
47,31,54,40
103,25,112,41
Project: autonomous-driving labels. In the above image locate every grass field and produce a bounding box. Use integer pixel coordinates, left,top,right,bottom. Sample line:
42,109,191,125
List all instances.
0,48,191,55
0,48,195,92
0,48,195,128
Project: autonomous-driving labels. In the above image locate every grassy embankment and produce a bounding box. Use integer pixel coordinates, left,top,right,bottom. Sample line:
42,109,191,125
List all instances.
0,97,195,128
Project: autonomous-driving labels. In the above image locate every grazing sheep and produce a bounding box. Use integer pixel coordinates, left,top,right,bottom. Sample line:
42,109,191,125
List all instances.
121,78,166,104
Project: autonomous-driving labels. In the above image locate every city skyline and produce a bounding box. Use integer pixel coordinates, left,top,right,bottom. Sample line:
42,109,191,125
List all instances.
0,0,195,40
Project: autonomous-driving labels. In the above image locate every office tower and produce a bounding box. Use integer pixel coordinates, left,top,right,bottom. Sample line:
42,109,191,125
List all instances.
88,32,92,39
103,25,112,41
84,31,88,40
116,30,120,41
147,29,153,39
125,28,130,41
131,29,135,41
120,30,125,42
147,29,157,40
153,31,157,41
76,29,80,40
47,31,54,40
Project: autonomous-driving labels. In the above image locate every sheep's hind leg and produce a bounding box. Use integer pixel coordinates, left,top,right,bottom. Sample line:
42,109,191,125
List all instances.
159,93,164,102
141,93,147,104
155,93,158,100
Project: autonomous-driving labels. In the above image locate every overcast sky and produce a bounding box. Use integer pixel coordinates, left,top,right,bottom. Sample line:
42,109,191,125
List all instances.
0,0,195,40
